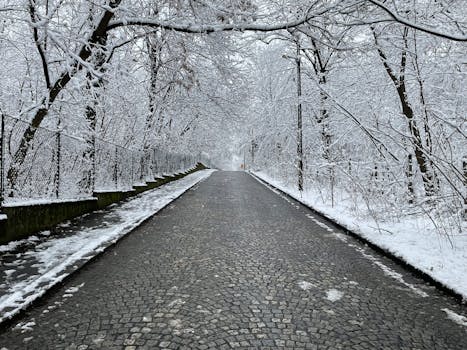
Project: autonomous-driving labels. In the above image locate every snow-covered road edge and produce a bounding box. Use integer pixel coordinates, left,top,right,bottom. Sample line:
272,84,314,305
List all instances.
0,169,216,325
251,171,467,302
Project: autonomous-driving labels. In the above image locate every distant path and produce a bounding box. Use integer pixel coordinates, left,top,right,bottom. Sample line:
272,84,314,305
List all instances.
0,171,465,349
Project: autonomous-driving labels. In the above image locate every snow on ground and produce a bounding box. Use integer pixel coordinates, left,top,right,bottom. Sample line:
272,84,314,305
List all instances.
0,169,215,324
13,320,36,333
62,283,85,298
252,171,467,300
0,236,39,253
442,308,467,327
3,197,97,207
325,289,344,302
346,242,428,298
298,281,315,290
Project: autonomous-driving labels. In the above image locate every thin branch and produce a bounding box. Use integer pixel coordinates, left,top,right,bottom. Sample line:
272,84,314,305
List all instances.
304,70,400,162
371,27,399,86
29,0,51,89
367,0,467,41
107,7,320,33
105,30,159,63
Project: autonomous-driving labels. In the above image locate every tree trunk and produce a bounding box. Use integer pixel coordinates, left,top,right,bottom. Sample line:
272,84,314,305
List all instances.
7,0,121,194
296,42,304,192
407,153,414,204
317,72,331,163
80,14,108,192
145,33,163,147
397,84,437,197
463,156,467,220
413,32,439,193
373,27,436,198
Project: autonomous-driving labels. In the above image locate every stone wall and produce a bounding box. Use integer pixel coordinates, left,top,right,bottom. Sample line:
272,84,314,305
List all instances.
0,164,206,244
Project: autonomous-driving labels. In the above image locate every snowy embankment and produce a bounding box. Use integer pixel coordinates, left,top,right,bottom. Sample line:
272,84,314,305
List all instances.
0,169,215,324
252,171,467,301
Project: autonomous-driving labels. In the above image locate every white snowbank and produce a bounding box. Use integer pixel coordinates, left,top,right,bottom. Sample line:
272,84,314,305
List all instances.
252,171,467,300
0,169,215,324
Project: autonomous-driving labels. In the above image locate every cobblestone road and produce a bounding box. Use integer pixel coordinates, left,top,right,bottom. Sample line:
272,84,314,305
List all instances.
0,171,466,349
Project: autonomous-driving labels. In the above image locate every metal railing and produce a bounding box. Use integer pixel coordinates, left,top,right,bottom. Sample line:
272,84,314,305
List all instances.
0,114,200,206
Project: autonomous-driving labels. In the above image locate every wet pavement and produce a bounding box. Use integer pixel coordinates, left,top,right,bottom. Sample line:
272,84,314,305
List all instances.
0,171,465,349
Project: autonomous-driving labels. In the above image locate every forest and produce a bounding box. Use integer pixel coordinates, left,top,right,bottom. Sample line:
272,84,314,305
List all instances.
0,0,465,238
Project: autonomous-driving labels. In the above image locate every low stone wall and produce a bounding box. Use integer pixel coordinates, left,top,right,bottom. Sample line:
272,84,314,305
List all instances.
0,199,98,244
0,163,206,244
0,216,8,243
94,190,136,209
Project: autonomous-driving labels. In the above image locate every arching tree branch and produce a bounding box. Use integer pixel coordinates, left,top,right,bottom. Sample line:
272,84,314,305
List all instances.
367,0,467,41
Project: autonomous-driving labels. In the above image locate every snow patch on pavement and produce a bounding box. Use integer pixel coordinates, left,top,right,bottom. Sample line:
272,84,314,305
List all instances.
0,169,215,324
0,235,40,253
306,214,333,232
442,308,467,327
298,281,315,290
325,289,344,302
13,320,36,333
330,232,348,242
347,243,429,298
62,283,85,298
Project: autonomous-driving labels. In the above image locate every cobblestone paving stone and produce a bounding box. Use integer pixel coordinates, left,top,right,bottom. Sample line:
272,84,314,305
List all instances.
0,171,466,349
